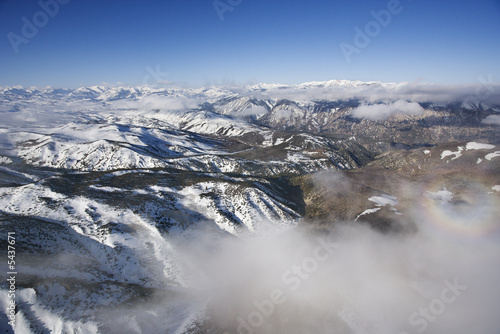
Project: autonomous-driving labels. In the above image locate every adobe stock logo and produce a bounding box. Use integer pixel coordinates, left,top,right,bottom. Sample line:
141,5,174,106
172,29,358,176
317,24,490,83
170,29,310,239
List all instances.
463,74,497,108
340,0,407,64
7,0,71,54
233,236,340,334
337,277,468,334
142,65,170,87
399,277,468,334
213,0,243,21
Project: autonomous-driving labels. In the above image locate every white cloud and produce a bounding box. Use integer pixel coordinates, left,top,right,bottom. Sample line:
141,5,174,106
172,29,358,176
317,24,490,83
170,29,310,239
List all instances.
482,115,500,126
112,95,200,111
350,100,424,121
244,82,500,106
237,106,268,117
171,219,500,334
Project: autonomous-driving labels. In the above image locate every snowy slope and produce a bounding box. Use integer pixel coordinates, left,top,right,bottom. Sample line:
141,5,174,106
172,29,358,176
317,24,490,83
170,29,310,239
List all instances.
1,81,499,333
0,163,303,331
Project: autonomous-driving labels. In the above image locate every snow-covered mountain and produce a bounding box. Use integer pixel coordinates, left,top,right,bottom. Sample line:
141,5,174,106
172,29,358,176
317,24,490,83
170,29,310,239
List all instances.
0,80,499,333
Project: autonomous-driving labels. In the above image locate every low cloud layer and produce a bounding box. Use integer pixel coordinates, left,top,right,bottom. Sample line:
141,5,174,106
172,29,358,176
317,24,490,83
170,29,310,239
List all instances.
110,95,201,114
350,100,425,121
482,115,500,126
169,220,500,334
159,170,500,334
245,81,500,106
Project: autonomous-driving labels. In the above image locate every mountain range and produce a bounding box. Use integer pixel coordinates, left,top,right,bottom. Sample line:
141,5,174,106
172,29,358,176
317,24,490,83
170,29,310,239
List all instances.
0,80,499,333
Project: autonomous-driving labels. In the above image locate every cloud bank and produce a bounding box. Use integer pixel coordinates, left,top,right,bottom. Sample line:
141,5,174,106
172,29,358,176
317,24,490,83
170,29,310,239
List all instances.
244,82,500,106
482,115,500,126
159,170,500,334
350,100,425,121
169,219,500,334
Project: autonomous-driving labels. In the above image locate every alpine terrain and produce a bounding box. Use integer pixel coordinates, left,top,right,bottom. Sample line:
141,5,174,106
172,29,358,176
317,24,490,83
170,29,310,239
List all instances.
0,80,499,334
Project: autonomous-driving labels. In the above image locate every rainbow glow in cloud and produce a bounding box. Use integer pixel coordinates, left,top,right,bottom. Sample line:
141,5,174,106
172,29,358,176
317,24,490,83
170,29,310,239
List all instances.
416,180,500,237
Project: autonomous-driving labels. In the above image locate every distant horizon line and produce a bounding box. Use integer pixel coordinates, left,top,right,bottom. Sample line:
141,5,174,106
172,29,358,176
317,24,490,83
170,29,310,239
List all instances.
0,78,493,90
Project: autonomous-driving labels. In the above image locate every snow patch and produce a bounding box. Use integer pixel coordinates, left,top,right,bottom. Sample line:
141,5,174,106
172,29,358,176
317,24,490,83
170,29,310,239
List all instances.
466,142,495,150
368,195,398,207
0,156,12,164
485,151,500,161
17,288,99,333
287,152,307,163
425,188,454,203
355,208,381,221
440,146,463,160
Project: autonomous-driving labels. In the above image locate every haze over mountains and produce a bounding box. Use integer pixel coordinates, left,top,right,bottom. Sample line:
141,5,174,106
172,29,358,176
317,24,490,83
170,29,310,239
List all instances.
0,80,499,333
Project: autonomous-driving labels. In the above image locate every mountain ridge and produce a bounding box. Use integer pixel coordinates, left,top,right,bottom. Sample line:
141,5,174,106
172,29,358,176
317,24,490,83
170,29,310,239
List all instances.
1,79,499,333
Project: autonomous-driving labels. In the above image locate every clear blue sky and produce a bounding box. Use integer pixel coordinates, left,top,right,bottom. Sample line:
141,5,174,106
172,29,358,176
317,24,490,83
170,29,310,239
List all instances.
1,0,499,88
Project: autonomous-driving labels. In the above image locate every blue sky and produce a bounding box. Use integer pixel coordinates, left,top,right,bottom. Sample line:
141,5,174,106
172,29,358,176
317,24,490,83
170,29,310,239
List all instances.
1,0,499,88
